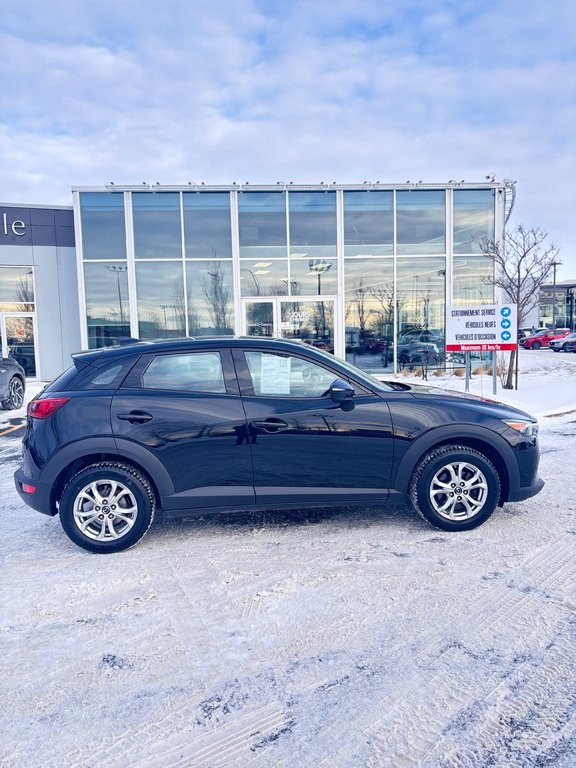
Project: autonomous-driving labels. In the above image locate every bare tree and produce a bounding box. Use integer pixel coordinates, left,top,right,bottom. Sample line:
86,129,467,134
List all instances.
347,279,372,342
478,224,560,389
13,275,34,312
201,262,232,332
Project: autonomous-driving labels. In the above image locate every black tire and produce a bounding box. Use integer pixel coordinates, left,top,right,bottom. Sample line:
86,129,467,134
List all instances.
1,375,25,410
531,341,542,350
409,445,500,531
59,463,155,553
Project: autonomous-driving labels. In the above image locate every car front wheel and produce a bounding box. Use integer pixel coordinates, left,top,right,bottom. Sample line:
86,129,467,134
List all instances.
59,463,156,553
1,376,25,409
531,341,542,350
409,446,501,531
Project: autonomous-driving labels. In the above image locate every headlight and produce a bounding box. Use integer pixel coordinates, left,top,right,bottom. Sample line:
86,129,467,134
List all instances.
502,419,537,437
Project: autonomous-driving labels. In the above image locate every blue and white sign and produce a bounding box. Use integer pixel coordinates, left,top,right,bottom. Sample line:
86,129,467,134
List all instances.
446,303,518,351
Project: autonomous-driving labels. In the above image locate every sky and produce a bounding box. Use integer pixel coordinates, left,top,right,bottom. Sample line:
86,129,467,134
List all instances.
1,0,575,279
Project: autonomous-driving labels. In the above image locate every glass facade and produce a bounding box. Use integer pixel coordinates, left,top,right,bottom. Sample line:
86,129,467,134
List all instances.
0,266,35,312
76,185,500,373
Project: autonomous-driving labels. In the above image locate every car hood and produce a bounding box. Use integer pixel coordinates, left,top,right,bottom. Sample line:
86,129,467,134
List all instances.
381,380,535,421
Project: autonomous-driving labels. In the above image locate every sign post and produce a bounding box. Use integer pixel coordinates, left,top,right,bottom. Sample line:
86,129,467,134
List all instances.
446,304,518,393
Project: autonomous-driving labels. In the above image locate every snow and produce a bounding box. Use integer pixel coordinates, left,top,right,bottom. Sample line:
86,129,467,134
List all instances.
1,349,575,767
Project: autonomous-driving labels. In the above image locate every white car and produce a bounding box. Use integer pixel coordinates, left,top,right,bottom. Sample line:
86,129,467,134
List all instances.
549,331,576,351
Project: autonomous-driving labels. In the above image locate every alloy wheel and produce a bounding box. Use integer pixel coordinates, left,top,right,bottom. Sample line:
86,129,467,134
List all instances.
8,377,24,408
72,478,138,541
428,461,488,521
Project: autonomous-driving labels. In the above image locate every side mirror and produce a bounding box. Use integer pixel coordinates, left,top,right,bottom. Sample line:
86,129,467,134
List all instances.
329,378,354,404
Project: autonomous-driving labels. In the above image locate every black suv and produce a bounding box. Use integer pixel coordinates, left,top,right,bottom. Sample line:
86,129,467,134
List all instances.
15,338,544,553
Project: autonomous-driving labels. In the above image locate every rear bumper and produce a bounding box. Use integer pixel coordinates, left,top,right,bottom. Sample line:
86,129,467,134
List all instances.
14,467,55,516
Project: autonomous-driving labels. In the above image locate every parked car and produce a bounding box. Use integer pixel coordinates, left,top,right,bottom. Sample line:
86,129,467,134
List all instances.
549,332,576,352
8,341,36,376
563,337,576,353
521,329,570,350
396,338,440,366
517,327,534,341
362,337,393,354
398,330,444,346
0,357,26,410
15,337,544,553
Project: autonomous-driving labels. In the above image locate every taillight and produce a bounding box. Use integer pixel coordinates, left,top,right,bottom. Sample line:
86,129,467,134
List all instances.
27,397,71,419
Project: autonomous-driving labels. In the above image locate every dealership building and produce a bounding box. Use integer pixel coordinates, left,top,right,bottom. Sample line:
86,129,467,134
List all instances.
1,181,513,381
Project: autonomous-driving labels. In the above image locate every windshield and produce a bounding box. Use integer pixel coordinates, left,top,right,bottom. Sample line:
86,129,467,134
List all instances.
311,347,396,392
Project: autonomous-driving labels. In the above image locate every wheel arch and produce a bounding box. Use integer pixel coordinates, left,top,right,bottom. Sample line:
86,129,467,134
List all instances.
43,438,174,517
394,426,516,506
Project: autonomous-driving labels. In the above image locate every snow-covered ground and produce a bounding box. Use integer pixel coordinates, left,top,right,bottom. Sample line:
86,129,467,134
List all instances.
1,349,575,767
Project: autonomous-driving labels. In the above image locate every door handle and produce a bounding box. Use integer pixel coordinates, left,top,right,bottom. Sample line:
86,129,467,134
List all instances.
117,411,153,424
251,418,289,433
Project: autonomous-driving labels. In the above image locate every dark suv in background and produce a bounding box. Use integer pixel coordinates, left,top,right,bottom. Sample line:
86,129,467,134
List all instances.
15,338,543,553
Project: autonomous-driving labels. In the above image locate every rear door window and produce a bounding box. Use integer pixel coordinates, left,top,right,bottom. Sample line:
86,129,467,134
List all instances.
141,352,226,393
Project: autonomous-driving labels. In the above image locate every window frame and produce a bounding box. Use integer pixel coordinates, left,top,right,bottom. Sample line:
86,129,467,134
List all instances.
231,347,372,399
121,348,239,395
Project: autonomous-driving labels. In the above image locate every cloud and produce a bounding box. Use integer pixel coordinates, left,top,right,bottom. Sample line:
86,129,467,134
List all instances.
1,0,575,277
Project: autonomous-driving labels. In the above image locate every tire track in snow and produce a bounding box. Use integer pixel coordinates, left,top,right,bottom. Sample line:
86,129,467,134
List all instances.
315,539,576,767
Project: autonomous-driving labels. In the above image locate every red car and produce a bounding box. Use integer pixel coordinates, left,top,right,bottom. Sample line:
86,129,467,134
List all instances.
521,328,571,349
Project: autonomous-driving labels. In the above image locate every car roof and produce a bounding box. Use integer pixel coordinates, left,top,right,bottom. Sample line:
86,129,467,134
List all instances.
71,336,327,367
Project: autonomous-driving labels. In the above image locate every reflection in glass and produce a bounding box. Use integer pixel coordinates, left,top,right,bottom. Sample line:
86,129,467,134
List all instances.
0,267,34,312
290,258,337,296
245,301,274,337
186,261,234,335
344,191,394,256
240,260,289,296
84,262,130,348
184,193,232,258
239,192,287,258
280,300,334,353
80,192,126,260
344,259,394,360
453,190,495,253
396,258,446,354
136,262,186,339
6,317,36,376
133,192,182,259
289,192,336,259
452,256,494,305
396,190,445,254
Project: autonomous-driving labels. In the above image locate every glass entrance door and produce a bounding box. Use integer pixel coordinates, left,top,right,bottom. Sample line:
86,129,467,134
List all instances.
1,315,37,377
242,298,335,354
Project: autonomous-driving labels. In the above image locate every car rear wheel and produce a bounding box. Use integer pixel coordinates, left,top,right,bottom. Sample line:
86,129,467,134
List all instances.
409,445,500,531
59,463,155,553
1,376,25,409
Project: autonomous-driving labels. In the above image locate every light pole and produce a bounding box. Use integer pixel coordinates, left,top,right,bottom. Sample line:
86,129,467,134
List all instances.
551,261,560,328
105,265,127,326
309,259,332,295
240,268,261,295
308,260,332,340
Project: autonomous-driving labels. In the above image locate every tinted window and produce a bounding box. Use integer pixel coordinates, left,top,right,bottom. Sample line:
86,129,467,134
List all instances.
184,192,232,258
80,192,126,260
396,190,445,254
133,192,182,259
80,362,134,389
142,352,226,393
245,351,336,397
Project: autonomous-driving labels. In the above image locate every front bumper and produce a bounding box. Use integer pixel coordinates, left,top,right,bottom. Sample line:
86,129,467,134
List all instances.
508,476,545,502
